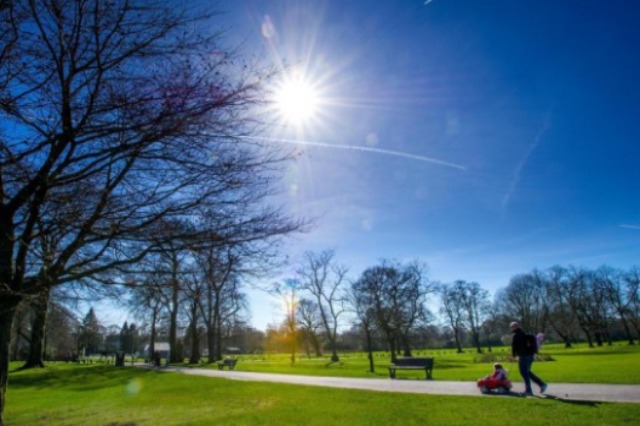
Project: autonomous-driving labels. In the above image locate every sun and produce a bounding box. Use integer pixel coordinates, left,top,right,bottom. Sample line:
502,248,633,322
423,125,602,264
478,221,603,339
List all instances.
273,76,320,125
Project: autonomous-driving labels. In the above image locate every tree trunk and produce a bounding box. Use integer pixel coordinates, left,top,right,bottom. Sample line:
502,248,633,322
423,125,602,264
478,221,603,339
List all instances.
188,305,200,364
401,334,412,357
188,326,200,364
216,329,223,361
206,326,215,363
365,328,375,373
23,288,51,369
594,332,603,347
215,320,223,361
312,334,322,358
387,338,397,363
619,316,635,345
473,331,483,354
582,327,594,348
148,309,157,363
10,308,25,362
213,299,223,361
329,342,339,362
454,327,463,353
168,277,180,364
0,298,20,426
560,334,572,348
207,295,222,362
632,323,640,343
168,305,179,363
605,330,613,346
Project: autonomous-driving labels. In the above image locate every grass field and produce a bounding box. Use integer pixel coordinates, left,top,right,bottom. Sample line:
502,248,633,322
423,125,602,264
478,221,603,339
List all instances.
212,342,640,384
5,342,640,425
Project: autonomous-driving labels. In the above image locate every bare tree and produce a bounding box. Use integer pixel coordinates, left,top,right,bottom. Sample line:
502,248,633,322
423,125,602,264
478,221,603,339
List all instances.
437,282,465,353
0,1,301,420
452,280,489,354
566,267,614,347
127,276,166,362
597,266,635,345
23,200,100,369
348,281,378,373
9,301,30,362
296,250,347,362
196,245,245,363
503,271,547,333
141,236,192,364
480,301,502,352
352,260,430,361
296,298,323,357
544,266,579,348
272,279,300,365
625,266,640,339
184,273,203,364
22,288,51,368
43,299,79,361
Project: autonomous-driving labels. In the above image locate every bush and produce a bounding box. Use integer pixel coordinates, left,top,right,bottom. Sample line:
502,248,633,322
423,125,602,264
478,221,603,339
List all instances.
474,353,508,363
535,353,554,362
474,351,554,363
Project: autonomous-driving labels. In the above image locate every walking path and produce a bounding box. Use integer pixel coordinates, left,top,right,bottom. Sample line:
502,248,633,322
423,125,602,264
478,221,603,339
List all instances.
143,365,640,404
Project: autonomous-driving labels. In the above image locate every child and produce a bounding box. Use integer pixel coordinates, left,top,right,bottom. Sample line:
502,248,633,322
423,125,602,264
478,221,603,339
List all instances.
489,363,508,381
477,362,512,393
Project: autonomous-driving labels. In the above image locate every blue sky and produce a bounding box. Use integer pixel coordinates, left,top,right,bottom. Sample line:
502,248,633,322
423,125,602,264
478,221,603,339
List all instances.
214,0,640,330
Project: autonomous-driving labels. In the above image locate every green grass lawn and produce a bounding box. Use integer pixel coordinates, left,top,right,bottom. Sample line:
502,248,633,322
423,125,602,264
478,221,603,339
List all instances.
6,364,640,426
6,343,640,425
217,342,640,384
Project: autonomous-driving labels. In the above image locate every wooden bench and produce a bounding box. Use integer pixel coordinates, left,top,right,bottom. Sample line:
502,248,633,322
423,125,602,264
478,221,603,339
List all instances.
217,358,238,370
388,357,434,380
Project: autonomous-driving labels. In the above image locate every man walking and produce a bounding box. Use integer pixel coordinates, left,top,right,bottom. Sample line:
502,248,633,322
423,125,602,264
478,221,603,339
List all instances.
510,321,547,396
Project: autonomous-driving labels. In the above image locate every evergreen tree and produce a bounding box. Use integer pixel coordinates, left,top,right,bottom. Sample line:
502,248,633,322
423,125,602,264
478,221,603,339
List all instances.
78,309,102,356
129,323,139,355
119,322,128,353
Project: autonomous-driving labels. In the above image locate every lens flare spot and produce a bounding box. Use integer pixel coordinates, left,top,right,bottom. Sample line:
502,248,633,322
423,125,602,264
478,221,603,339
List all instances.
126,379,142,396
262,15,276,39
365,132,379,146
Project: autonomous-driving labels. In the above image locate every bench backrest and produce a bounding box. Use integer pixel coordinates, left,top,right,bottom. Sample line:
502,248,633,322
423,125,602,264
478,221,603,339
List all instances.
393,357,433,367
222,358,237,365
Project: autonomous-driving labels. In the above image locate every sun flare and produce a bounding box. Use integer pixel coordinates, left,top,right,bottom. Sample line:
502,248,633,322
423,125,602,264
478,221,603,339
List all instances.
274,77,320,124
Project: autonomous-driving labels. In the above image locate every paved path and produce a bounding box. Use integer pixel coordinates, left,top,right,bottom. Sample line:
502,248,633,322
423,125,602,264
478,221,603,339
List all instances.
144,365,640,404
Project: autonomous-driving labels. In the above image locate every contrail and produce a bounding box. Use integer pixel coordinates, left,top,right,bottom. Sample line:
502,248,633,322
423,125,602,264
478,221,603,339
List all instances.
502,113,551,209
621,224,640,230
243,136,466,170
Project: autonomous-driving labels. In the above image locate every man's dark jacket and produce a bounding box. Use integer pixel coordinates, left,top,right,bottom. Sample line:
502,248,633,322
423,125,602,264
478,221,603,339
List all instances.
511,328,535,357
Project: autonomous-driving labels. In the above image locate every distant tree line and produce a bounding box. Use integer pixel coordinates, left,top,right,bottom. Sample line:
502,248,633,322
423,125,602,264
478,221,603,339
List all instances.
269,258,640,373
10,249,639,373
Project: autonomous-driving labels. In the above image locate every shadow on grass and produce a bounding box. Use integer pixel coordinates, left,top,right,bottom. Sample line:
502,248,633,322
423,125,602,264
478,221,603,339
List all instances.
542,394,600,407
9,365,157,392
560,350,635,356
484,391,526,399
496,392,600,407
